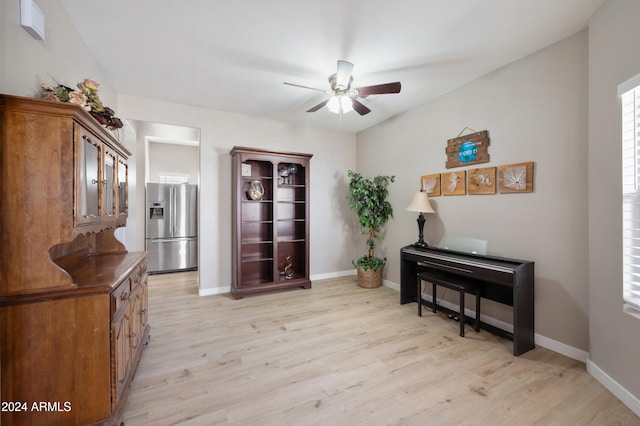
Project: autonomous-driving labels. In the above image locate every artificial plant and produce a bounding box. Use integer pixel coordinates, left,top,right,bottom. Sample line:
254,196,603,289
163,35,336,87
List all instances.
347,170,395,271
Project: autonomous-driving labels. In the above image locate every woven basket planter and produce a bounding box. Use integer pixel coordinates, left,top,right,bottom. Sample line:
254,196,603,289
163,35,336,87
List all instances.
357,267,383,288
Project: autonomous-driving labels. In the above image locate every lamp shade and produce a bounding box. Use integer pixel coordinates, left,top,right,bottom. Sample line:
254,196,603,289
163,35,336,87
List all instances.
406,191,435,213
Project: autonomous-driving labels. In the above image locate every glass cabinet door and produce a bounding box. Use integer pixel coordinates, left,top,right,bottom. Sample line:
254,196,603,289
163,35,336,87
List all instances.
117,157,128,216
104,150,116,218
74,125,130,230
78,133,101,223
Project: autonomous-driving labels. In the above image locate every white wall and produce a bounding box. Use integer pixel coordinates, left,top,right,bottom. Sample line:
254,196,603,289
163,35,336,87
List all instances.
588,0,640,412
114,121,139,250
147,142,199,184
1,0,133,250
0,0,116,109
357,32,589,351
117,95,359,294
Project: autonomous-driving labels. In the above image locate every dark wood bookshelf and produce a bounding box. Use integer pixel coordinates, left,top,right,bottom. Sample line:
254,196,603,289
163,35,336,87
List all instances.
231,147,312,299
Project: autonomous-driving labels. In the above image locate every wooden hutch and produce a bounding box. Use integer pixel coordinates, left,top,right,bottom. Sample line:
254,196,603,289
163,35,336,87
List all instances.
231,146,312,299
0,95,149,425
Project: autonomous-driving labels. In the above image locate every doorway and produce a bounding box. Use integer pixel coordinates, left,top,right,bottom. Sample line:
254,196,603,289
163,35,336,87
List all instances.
126,120,201,276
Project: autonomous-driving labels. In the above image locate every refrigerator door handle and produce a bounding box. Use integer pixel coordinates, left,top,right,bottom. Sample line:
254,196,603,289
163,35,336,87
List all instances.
148,237,195,243
169,186,174,237
172,185,176,236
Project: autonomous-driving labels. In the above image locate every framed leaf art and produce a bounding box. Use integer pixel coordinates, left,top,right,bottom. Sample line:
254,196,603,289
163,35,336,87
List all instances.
498,162,534,193
420,173,441,197
468,167,496,195
442,170,466,196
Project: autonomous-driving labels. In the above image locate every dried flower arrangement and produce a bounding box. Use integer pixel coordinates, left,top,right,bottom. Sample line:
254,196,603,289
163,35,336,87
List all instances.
41,78,123,130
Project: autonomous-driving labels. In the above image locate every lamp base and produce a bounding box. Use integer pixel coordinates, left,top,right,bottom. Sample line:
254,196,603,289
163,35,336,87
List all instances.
414,213,428,248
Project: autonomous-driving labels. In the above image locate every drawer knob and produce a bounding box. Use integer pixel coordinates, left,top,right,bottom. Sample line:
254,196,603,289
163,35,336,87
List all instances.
120,291,128,301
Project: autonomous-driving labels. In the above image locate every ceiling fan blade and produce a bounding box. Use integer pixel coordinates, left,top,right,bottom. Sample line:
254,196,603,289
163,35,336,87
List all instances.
351,98,371,116
306,99,330,113
336,60,354,89
283,82,329,93
355,82,401,97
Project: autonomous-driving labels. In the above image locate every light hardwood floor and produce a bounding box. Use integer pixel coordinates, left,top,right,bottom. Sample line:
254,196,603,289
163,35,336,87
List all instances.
123,272,640,425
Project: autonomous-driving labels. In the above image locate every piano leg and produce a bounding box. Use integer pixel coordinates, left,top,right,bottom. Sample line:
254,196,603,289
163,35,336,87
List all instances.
400,253,418,304
458,288,465,337
474,288,481,332
432,282,437,313
417,278,423,316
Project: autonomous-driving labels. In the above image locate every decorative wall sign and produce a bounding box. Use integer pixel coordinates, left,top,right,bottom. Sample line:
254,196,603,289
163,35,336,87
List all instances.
420,173,441,197
442,171,466,196
498,162,534,193
468,167,496,195
445,130,490,169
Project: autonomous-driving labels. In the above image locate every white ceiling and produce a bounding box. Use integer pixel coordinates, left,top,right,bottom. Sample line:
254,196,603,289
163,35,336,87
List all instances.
59,0,604,133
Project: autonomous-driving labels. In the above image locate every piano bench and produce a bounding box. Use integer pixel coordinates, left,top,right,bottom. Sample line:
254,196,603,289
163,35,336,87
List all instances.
417,271,481,337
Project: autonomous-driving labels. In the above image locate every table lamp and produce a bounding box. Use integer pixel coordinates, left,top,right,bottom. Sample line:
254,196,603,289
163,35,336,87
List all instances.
406,191,435,248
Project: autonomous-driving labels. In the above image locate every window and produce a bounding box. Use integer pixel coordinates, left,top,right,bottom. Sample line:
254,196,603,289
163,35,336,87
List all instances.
620,74,640,315
159,173,190,184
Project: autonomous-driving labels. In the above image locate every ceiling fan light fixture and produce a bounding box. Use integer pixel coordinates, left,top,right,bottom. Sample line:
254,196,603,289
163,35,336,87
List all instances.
327,95,353,114
285,60,400,116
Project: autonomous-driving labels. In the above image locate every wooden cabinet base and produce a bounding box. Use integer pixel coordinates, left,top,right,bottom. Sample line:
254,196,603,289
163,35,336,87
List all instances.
108,325,151,426
231,278,311,299
0,253,149,426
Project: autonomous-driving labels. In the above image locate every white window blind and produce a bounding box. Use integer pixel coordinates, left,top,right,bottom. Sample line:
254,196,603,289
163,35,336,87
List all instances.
621,77,640,314
159,173,190,184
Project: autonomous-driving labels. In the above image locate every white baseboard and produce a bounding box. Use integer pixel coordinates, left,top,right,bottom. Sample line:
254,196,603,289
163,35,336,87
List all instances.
310,269,356,281
424,283,638,416
198,286,228,296
197,270,357,296
587,360,640,417
535,334,589,363
415,283,589,362
383,279,400,291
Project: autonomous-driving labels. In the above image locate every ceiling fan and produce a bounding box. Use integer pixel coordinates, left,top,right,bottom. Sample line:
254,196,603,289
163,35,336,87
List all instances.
284,60,401,115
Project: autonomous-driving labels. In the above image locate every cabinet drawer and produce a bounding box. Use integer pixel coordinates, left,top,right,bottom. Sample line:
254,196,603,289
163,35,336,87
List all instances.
111,278,132,315
130,261,147,288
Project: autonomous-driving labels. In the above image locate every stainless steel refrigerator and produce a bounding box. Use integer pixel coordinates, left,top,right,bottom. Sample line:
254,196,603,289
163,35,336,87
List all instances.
145,183,198,273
